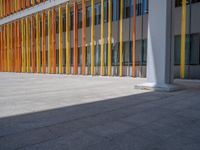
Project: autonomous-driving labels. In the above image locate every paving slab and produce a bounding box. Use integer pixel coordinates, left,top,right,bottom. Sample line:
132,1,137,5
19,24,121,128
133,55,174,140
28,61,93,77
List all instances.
0,73,200,150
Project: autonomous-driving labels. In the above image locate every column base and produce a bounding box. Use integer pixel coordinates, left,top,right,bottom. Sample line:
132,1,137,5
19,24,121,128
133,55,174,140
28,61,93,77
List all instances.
135,82,181,92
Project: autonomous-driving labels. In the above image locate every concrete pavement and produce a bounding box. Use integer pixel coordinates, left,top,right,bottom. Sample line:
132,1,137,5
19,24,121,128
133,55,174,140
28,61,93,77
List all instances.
0,73,200,150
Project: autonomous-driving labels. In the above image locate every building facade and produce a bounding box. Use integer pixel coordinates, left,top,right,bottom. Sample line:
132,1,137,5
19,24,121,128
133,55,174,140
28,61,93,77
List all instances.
0,0,199,81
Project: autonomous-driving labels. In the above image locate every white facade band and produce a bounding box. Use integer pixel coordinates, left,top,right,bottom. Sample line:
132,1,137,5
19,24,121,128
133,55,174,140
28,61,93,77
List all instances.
0,0,69,26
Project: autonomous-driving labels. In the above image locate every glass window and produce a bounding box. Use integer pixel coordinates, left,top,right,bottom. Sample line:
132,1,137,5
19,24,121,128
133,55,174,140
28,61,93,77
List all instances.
56,14,59,33
70,12,74,30
192,0,200,3
86,46,91,66
124,0,131,18
95,44,101,66
63,12,66,32
142,39,147,65
63,48,66,67
78,47,82,66
112,0,119,21
86,6,91,27
190,34,200,65
127,0,149,18
175,0,183,7
46,14,48,36
129,39,147,66
174,36,181,65
185,36,190,65
56,12,65,33
78,9,82,28
56,50,59,66
136,1,142,16
40,52,42,66
112,43,119,66
175,0,200,7
142,0,149,15
71,48,73,65
104,44,108,66
135,40,142,65
104,0,108,23
174,35,190,65
129,42,132,66
130,0,134,17
95,3,101,25
123,41,130,65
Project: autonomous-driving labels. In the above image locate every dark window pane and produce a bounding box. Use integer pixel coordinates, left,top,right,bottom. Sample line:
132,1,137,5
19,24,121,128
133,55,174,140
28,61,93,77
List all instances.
86,46,91,66
71,48,73,65
174,35,190,65
123,41,130,66
175,0,195,7
95,3,101,25
104,44,108,65
86,6,91,27
112,0,119,21
112,43,119,66
104,0,108,23
124,0,130,18
78,9,82,28
95,44,100,66
190,34,200,65
70,12,74,30
78,47,82,66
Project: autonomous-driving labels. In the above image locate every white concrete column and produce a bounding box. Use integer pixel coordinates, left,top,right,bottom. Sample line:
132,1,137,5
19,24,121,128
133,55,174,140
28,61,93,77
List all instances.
136,0,177,91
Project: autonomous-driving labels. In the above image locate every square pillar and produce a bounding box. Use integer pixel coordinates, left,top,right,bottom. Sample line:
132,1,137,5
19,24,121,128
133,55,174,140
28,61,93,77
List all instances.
136,0,177,91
